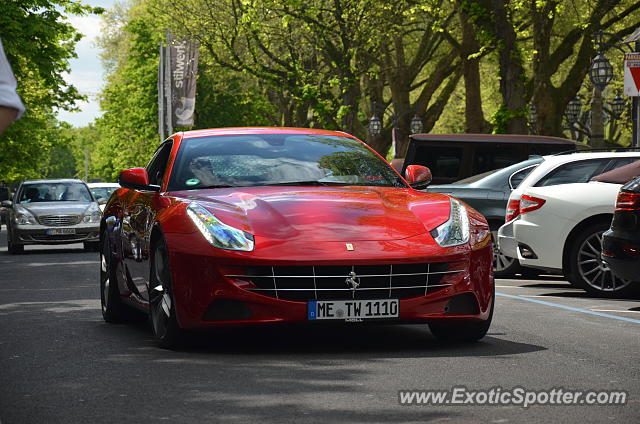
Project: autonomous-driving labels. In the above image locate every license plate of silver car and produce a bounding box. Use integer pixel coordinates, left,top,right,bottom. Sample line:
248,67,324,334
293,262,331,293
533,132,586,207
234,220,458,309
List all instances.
45,228,76,235
308,299,399,321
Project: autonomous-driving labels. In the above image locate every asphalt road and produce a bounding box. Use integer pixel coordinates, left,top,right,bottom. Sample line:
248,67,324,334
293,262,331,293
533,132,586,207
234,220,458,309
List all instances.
0,228,638,423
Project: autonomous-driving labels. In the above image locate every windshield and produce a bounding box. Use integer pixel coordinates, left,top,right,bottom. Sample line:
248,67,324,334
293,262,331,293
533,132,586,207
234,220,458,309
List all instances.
90,186,118,201
168,134,406,190
19,182,92,203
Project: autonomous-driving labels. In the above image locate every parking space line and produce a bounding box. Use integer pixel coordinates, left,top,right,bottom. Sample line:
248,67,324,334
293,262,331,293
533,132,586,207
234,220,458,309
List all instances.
496,292,640,324
590,309,640,314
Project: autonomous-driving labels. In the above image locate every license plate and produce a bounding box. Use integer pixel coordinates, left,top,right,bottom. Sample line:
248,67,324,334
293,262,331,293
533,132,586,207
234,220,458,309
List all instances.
308,299,399,321
45,228,76,235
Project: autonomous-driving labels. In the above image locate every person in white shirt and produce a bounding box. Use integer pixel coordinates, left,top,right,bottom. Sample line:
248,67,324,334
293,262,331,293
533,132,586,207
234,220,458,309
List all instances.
0,38,25,135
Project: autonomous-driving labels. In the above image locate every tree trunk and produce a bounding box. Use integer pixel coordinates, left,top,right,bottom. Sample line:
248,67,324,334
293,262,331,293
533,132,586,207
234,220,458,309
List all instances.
492,0,528,134
459,2,487,133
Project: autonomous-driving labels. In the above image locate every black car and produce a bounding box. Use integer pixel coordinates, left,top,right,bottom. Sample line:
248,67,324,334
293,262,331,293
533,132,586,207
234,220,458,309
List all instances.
402,134,575,185
602,176,640,285
424,157,543,277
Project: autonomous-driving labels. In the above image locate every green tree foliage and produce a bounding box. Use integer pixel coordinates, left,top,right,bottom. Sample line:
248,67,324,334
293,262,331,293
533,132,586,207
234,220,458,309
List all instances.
0,0,103,183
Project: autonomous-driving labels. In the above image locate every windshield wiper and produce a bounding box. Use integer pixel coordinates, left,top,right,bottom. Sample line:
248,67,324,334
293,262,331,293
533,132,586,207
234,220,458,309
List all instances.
257,180,345,186
198,184,235,189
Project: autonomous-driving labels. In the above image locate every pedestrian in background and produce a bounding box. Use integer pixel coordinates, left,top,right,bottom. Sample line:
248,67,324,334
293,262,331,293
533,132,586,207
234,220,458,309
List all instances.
0,37,25,135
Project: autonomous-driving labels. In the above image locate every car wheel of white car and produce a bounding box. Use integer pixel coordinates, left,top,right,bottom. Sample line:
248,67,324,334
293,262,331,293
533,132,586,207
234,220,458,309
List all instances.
491,231,520,278
567,222,638,297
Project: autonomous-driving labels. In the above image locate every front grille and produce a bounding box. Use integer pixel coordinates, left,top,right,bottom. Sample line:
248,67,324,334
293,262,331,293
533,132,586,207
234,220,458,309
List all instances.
38,215,81,226
226,263,461,301
30,234,86,241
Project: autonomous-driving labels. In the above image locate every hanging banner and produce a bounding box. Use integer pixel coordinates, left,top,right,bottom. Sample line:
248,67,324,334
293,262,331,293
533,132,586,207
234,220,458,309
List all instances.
168,36,199,127
623,52,640,97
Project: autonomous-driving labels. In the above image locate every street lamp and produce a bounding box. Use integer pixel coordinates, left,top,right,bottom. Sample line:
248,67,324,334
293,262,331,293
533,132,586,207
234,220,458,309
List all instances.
410,115,423,134
589,46,614,147
528,104,537,133
368,114,382,137
589,53,614,90
566,97,583,123
611,94,626,119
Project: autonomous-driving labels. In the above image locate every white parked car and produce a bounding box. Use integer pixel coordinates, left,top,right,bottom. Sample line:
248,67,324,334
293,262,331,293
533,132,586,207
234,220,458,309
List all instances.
87,182,120,212
498,153,640,296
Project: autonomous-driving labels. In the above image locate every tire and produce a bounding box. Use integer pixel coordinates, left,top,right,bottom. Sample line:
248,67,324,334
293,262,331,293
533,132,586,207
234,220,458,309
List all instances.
7,230,24,254
429,288,494,342
149,237,183,349
567,221,638,297
491,230,521,278
100,232,134,323
84,241,100,252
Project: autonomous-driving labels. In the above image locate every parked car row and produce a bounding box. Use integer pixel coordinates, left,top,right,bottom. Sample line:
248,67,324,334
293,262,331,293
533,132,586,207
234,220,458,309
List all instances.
495,152,640,297
1,180,119,253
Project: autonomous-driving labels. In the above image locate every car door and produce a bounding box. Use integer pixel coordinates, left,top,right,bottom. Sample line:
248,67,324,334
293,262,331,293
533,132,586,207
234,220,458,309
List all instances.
121,140,174,302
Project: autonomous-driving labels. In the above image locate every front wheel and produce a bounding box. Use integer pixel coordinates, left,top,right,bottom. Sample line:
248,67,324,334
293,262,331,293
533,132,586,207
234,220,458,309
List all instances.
7,231,24,254
567,222,638,297
149,238,183,349
100,232,135,323
429,289,494,342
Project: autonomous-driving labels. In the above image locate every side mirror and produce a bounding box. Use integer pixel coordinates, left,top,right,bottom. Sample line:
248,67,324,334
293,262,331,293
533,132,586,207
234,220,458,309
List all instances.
118,168,160,192
1,200,12,208
405,165,432,189
97,198,108,205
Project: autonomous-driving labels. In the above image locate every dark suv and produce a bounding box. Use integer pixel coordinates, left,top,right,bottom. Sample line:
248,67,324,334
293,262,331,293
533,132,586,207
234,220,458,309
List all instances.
602,176,640,284
402,134,576,185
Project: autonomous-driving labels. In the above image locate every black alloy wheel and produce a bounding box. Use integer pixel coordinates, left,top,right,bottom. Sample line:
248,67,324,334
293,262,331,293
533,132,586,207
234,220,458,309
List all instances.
149,238,183,349
100,232,133,322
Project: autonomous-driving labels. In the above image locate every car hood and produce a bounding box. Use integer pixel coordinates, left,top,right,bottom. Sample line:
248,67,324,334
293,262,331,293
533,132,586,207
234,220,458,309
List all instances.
18,202,94,216
174,186,451,242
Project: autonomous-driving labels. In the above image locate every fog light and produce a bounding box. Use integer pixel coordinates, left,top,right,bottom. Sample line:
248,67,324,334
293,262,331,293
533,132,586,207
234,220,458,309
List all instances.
518,243,538,259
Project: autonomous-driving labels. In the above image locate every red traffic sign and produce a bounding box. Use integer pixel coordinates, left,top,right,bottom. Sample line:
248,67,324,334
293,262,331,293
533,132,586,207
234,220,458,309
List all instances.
624,53,640,96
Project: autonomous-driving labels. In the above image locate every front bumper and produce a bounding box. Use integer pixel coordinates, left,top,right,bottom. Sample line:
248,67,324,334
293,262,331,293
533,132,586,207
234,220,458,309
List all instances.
162,232,495,329
12,223,100,245
602,231,640,282
497,220,518,258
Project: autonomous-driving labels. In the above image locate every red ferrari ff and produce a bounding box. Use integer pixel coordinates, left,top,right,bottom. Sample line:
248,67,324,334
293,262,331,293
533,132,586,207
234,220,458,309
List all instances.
100,128,494,348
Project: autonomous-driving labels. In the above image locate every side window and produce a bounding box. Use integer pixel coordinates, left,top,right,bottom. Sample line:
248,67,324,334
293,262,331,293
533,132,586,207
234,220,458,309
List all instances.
414,146,463,179
509,165,538,189
534,159,610,187
473,146,520,174
603,157,640,172
146,141,174,186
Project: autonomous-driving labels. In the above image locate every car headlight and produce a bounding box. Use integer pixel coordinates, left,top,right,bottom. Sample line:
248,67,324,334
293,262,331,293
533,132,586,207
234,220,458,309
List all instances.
430,198,470,247
14,206,37,225
82,204,102,223
186,202,254,251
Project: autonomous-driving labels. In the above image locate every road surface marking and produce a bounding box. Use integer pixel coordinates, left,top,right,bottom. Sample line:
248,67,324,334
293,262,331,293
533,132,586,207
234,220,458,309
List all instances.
496,292,640,324
589,309,640,314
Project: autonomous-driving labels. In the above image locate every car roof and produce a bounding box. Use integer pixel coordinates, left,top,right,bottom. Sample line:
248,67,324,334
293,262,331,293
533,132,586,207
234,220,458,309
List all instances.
21,179,85,184
410,133,575,145
513,151,640,193
87,182,120,187
540,151,640,165
180,127,355,139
